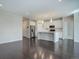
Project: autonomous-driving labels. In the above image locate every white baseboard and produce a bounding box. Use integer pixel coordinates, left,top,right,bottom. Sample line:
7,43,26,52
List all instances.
0,39,22,44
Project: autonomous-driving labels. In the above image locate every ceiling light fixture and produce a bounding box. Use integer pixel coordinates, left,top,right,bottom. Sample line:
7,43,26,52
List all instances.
0,4,2,7
58,0,62,2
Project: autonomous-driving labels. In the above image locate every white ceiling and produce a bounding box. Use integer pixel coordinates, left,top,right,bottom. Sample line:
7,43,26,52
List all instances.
0,0,79,19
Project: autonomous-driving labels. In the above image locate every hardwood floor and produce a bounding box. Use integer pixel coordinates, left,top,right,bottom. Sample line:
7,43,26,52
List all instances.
0,37,78,59
0,41,22,59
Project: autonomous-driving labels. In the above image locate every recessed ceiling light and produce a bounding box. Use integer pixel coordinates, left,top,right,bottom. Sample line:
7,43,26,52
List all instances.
58,0,62,2
0,4,2,7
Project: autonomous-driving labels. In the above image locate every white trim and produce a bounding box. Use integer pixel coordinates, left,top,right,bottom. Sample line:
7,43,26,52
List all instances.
0,39,22,44
71,9,79,14
68,9,79,15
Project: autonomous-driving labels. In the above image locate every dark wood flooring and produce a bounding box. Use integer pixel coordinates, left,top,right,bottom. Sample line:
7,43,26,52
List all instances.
0,37,78,59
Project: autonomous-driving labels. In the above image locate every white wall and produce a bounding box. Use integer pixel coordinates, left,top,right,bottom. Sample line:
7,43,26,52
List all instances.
63,15,74,39
0,10,22,44
74,12,79,42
